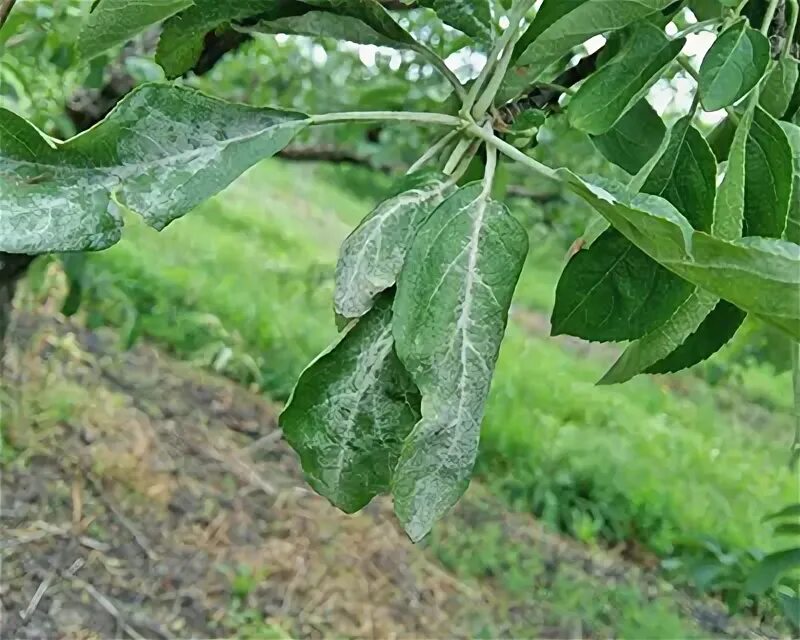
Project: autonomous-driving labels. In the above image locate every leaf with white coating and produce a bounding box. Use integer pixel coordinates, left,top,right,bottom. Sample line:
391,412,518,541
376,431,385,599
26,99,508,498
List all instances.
335,171,455,319
392,184,528,541
281,292,421,513
0,84,309,253
77,0,193,61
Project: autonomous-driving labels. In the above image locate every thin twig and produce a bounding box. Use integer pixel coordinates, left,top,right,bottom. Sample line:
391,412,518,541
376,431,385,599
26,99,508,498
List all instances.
244,428,285,454
0,0,18,30
20,570,56,621
86,475,159,561
70,576,147,640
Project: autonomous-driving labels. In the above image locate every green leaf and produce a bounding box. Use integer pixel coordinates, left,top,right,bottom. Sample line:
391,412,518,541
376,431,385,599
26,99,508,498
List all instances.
568,23,685,135
638,116,717,232
764,504,800,522
77,0,193,62
760,58,800,118
745,548,800,595
716,102,755,241
688,0,724,20
505,0,675,101
392,183,528,541
0,84,309,253
281,292,421,513
744,108,793,238
552,228,693,342
157,0,308,79
774,523,800,536
600,111,728,384
334,171,455,319
559,172,800,338
707,116,737,162
416,0,493,42
698,19,770,112
252,0,418,49
600,288,720,383
781,121,800,244
512,0,585,63
643,300,746,374
60,253,89,317
785,70,800,122
778,592,800,630
591,99,666,175
554,116,716,345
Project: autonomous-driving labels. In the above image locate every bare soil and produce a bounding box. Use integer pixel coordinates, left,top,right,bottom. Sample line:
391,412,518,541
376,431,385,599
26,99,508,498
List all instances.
0,315,776,639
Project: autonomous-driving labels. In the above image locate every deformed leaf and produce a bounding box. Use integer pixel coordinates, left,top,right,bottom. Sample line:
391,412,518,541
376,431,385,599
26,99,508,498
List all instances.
392,183,528,541
252,0,418,49
560,172,800,338
552,228,693,342
157,0,308,78
415,0,493,42
334,171,455,320
281,292,420,513
77,0,193,62
0,84,309,253
698,19,770,112
568,23,685,135
745,548,800,595
591,99,666,175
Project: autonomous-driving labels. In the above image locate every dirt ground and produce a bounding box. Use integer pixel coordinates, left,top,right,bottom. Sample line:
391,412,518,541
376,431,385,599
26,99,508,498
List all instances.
0,315,777,639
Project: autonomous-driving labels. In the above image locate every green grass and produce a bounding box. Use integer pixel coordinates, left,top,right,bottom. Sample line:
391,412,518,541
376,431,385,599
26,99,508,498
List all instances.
479,328,796,554
429,495,704,639
77,160,796,586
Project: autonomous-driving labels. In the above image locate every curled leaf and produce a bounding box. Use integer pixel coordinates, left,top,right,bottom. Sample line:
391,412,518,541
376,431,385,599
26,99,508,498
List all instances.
392,184,528,541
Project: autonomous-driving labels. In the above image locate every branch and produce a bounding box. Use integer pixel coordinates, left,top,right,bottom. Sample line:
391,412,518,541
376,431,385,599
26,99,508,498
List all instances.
0,0,18,29
278,144,397,172
379,1,417,9
499,49,601,124
66,29,252,132
506,186,563,204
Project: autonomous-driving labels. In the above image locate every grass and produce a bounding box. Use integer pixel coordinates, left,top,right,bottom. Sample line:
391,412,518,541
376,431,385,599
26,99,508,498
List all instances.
68,160,796,610
428,494,704,639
